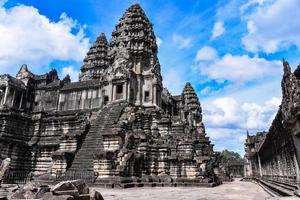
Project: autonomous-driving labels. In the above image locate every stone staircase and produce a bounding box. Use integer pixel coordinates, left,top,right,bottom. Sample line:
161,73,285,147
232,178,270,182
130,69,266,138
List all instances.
60,102,126,181
243,177,298,197
259,178,298,196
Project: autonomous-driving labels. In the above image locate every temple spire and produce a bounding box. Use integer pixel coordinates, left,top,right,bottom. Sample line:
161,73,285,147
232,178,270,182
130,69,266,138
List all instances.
109,3,158,58
79,33,109,81
182,82,202,112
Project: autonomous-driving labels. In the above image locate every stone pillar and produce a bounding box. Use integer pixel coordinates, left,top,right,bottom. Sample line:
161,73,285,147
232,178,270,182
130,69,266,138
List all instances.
11,88,16,107
136,75,141,105
125,81,129,101
19,92,24,109
153,85,156,105
258,154,262,178
111,83,114,102
112,84,116,101
249,159,253,177
294,153,300,187
2,85,9,106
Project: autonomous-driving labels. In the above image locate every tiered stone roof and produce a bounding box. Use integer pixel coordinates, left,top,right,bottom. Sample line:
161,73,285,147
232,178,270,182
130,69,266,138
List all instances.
80,33,109,81
182,82,201,112
110,3,158,57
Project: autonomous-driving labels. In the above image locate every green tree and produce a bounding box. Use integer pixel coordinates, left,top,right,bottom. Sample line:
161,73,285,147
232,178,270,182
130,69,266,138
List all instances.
220,149,241,161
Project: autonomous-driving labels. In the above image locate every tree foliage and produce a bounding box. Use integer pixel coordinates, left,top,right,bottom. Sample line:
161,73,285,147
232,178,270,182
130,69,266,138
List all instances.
220,149,241,162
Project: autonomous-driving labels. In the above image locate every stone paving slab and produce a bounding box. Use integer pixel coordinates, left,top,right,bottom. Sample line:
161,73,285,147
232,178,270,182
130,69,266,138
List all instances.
92,179,273,200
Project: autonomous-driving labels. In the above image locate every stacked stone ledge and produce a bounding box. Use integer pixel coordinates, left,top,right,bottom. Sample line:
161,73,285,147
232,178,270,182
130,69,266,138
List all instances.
0,3,219,188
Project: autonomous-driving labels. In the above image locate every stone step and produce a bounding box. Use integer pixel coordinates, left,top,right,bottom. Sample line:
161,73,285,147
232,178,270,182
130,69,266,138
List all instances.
260,179,295,196
265,179,297,192
65,103,126,178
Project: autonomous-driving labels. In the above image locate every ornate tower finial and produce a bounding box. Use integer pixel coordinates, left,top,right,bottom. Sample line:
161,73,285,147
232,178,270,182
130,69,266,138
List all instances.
79,32,109,81
109,3,158,58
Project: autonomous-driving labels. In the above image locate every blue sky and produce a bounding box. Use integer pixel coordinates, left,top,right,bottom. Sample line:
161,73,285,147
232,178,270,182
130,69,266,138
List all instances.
1,0,300,155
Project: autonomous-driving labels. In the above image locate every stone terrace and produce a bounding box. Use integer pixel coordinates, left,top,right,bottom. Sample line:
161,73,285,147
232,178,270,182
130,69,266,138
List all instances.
95,179,271,200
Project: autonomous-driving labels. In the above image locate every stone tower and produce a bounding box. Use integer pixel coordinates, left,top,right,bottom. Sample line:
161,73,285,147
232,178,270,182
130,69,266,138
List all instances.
0,3,217,187
106,3,163,106
79,33,109,81
181,82,203,128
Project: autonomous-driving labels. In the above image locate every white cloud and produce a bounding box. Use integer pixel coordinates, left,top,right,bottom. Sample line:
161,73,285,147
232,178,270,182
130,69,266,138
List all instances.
196,52,281,83
241,0,300,53
156,37,163,48
206,127,248,155
162,68,187,95
203,96,281,130
216,0,242,21
211,21,225,40
204,97,241,128
172,34,192,49
0,3,90,75
203,96,281,155
0,0,7,7
195,46,218,61
61,66,79,82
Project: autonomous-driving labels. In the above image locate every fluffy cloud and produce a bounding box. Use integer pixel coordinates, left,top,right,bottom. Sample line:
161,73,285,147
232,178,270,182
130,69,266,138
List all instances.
0,3,89,75
162,68,187,95
195,46,282,83
211,21,225,40
61,66,80,82
195,46,218,61
172,34,192,49
156,37,163,48
241,0,300,53
206,127,247,151
203,96,281,154
203,96,281,130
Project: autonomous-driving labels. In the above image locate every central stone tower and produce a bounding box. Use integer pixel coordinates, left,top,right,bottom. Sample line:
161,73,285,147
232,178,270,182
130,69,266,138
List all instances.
0,3,218,187
80,4,162,107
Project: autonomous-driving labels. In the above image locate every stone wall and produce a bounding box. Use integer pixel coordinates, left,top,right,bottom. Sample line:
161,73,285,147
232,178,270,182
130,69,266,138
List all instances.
245,61,300,194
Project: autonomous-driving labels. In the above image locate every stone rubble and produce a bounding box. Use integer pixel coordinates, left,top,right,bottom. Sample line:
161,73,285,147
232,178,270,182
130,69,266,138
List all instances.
5,180,104,200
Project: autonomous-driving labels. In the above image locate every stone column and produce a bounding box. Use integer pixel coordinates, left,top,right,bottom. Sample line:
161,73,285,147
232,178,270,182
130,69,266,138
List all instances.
125,81,129,101
19,92,24,109
111,83,114,102
11,88,16,107
136,75,141,105
2,85,9,106
249,159,253,177
293,153,300,188
152,85,156,105
112,84,116,101
258,154,262,178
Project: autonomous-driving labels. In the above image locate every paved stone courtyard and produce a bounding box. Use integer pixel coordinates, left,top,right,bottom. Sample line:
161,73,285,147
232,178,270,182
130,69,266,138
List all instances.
94,179,272,200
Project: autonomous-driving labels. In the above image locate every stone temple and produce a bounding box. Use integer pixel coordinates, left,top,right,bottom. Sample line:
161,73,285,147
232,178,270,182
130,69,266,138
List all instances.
244,60,300,196
0,4,217,187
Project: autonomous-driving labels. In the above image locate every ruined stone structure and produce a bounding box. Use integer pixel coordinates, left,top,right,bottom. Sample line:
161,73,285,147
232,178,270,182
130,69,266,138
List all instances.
0,4,217,187
245,61,300,196
219,157,244,181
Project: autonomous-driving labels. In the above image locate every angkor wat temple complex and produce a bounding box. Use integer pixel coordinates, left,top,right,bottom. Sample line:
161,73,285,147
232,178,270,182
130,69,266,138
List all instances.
0,4,217,187
245,61,300,196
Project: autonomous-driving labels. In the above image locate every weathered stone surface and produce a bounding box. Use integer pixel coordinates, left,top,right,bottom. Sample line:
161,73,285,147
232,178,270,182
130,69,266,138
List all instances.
51,181,78,193
9,180,103,200
90,189,104,200
42,192,74,200
0,3,217,186
71,180,89,194
244,60,300,195
10,189,35,199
